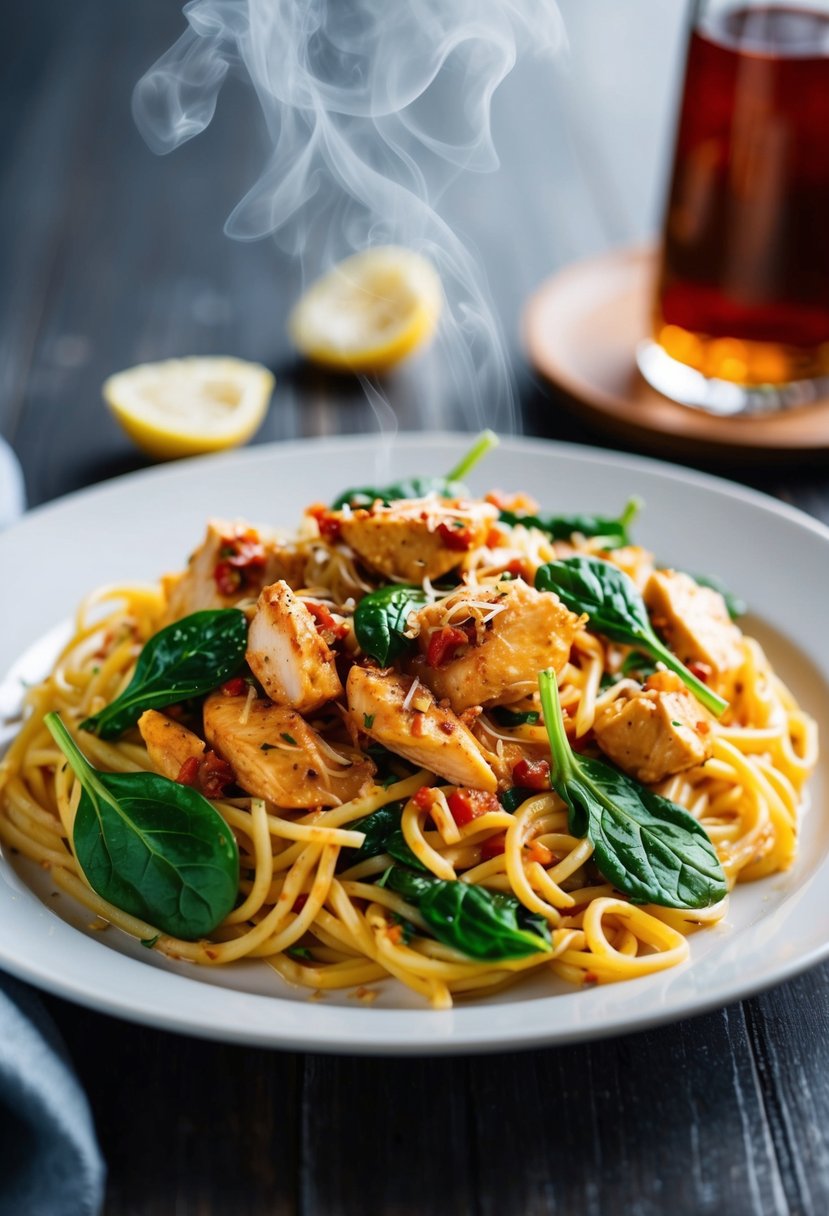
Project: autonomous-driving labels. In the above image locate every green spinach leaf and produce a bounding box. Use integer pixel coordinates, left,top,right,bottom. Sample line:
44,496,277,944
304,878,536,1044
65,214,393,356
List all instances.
499,497,641,550
46,713,239,940
82,609,248,739
354,585,429,665
538,671,726,909
342,802,426,871
331,429,498,509
535,556,727,717
386,866,551,961
491,707,540,727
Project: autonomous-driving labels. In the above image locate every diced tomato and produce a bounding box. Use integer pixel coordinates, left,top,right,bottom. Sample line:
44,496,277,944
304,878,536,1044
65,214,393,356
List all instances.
436,521,474,551
306,503,342,543
427,625,469,668
175,750,235,799
446,788,500,827
480,832,507,861
413,786,438,811
176,756,200,787
504,559,527,580
306,601,349,641
220,677,247,697
511,758,551,790
197,751,236,798
687,660,712,684
213,561,242,596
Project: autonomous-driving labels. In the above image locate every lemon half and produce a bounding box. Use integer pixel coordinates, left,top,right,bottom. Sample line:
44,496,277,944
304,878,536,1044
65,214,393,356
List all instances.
289,246,443,373
103,356,274,461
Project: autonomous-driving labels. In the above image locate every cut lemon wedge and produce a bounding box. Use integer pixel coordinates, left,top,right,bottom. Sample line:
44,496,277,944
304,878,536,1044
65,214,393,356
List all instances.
289,246,443,373
103,357,274,461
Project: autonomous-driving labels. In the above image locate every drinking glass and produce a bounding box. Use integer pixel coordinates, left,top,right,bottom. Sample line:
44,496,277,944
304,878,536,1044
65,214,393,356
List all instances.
637,0,829,415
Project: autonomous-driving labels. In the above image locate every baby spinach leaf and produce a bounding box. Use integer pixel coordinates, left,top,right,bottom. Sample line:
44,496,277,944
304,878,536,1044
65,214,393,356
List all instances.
45,713,239,940
354,585,429,665
535,556,727,717
332,476,469,511
82,609,248,739
499,497,641,550
385,866,551,961
538,671,727,909
331,429,498,509
342,802,426,871
499,787,533,813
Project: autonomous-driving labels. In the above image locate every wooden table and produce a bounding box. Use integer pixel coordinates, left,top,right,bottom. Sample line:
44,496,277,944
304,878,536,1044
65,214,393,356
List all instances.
3,3,829,1213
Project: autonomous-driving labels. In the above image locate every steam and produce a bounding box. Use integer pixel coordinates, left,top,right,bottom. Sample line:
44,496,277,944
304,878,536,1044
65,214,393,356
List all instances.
133,0,564,433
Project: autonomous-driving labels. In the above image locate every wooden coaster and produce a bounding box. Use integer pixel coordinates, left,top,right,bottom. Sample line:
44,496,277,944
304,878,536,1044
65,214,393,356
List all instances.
523,245,829,463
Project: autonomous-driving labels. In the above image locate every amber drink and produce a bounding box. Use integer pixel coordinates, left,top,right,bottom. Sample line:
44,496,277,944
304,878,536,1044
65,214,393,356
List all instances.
640,3,829,414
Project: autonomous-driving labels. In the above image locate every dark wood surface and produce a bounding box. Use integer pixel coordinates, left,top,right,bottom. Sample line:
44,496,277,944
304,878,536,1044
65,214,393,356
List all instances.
3,2,829,1213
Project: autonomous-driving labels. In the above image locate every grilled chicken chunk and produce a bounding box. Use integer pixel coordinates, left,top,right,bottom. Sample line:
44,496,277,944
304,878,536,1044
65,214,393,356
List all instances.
337,498,498,583
593,675,714,785
644,570,743,679
138,709,205,780
246,581,342,714
413,580,582,713
347,666,497,793
163,520,307,624
203,693,374,808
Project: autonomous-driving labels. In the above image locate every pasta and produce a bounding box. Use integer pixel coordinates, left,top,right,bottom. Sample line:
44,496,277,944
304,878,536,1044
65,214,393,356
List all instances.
0,471,817,1009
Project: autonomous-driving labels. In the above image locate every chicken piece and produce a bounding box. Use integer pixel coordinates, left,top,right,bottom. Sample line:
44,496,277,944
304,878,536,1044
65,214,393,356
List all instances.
246,581,342,714
644,569,743,678
337,498,498,583
138,709,205,780
203,693,374,808
347,666,497,793
413,580,583,713
163,520,307,624
593,676,714,785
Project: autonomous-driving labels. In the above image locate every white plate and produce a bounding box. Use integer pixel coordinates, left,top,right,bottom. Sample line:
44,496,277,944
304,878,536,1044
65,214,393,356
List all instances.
1,434,827,1054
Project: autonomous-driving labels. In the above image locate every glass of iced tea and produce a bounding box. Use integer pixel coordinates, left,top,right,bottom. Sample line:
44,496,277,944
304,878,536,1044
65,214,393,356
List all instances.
638,1,829,415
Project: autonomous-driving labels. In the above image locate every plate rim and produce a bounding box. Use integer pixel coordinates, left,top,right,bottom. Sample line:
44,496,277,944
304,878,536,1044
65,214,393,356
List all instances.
2,431,828,1055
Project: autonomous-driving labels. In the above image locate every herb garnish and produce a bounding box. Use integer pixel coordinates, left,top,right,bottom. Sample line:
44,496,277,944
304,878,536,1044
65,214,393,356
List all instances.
331,430,498,509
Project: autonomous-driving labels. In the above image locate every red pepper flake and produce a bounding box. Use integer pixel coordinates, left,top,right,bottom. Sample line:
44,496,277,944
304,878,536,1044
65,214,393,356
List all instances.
293,894,308,913
695,720,711,736
436,521,474,551
582,971,599,986
511,758,551,790
427,625,469,668
410,713,425,737
480,831,507,861
505,559,527,579
220,677,248,697
687,660,712,684
447,788,500,827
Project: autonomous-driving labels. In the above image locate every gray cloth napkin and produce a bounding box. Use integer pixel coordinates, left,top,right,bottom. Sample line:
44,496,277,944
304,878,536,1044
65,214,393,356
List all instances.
0,446,105,1213
0,974,105,1215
